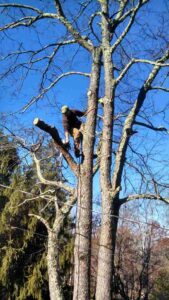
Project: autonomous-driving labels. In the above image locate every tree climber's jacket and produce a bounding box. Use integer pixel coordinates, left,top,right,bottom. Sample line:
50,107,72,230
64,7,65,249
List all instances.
62,109,85,133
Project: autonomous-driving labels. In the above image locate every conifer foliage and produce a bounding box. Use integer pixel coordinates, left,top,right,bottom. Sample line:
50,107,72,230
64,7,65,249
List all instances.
0,132,73,299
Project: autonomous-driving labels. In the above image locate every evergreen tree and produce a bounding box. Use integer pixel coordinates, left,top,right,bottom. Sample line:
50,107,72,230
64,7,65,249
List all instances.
0,134,73,300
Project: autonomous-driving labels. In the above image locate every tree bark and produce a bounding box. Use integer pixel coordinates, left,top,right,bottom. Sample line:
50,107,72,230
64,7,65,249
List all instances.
47,231,64,300
73,48,101,300
96,201,120,300
96,1,116,299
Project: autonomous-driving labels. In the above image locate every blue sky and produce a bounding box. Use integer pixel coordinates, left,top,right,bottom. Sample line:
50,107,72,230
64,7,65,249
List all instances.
0,0,169,204
0,0,168,125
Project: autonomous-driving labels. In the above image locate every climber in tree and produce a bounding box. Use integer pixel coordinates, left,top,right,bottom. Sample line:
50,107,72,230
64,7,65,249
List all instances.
61,105,86,158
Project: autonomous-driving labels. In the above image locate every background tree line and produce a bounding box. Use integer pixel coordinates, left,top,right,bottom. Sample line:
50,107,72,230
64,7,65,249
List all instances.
1,131,169,299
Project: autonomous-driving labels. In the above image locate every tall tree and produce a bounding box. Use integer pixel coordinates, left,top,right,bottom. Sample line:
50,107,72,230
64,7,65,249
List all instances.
0,1,169,299
0,134,50,299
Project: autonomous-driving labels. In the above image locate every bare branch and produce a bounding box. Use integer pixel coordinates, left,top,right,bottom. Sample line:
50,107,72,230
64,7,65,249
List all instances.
40,45,61,88
33,152,75,194
112,48,169,192
0,15,52,31
39,199,54,213
13,194,51,208
0,3,43,14
115,58,169,85
1,9,87,35
0,184,55,211
61,194,77,215
115,59,135,84
134,121,169,132
115,0,149,24
150,86,169,92
53,0,94,51
113,0,129,21
144,49,169,88
74,0,93,21
53,195,59,212
29,213,52,232
54,0,65,16
120,193,169,205
22,71,90,112
125,160,147,182
0,183,38,198
0,2,93,51
134,59,169,67
89,12,101,43
0,39,76,61
111,0,149,52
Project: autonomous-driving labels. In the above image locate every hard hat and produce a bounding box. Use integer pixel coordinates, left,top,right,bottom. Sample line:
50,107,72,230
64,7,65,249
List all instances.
61,105,69,113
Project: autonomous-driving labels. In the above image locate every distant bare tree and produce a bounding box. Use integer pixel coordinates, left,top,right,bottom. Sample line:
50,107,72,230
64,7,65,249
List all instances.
114,208,167,300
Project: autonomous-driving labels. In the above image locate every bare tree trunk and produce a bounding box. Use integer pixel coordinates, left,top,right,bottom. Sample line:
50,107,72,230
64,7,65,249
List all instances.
73,174,92,300
96,1,117,299
73,48,101,300
47,231,64,300
96,201,120,300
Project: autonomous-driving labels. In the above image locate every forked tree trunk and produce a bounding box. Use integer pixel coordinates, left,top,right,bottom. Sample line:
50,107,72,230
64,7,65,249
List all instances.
47,231,64,300
73,48,101,300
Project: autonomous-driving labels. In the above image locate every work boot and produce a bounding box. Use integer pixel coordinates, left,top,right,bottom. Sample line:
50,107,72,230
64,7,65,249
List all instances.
75,148,80,158
64,141,71,150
